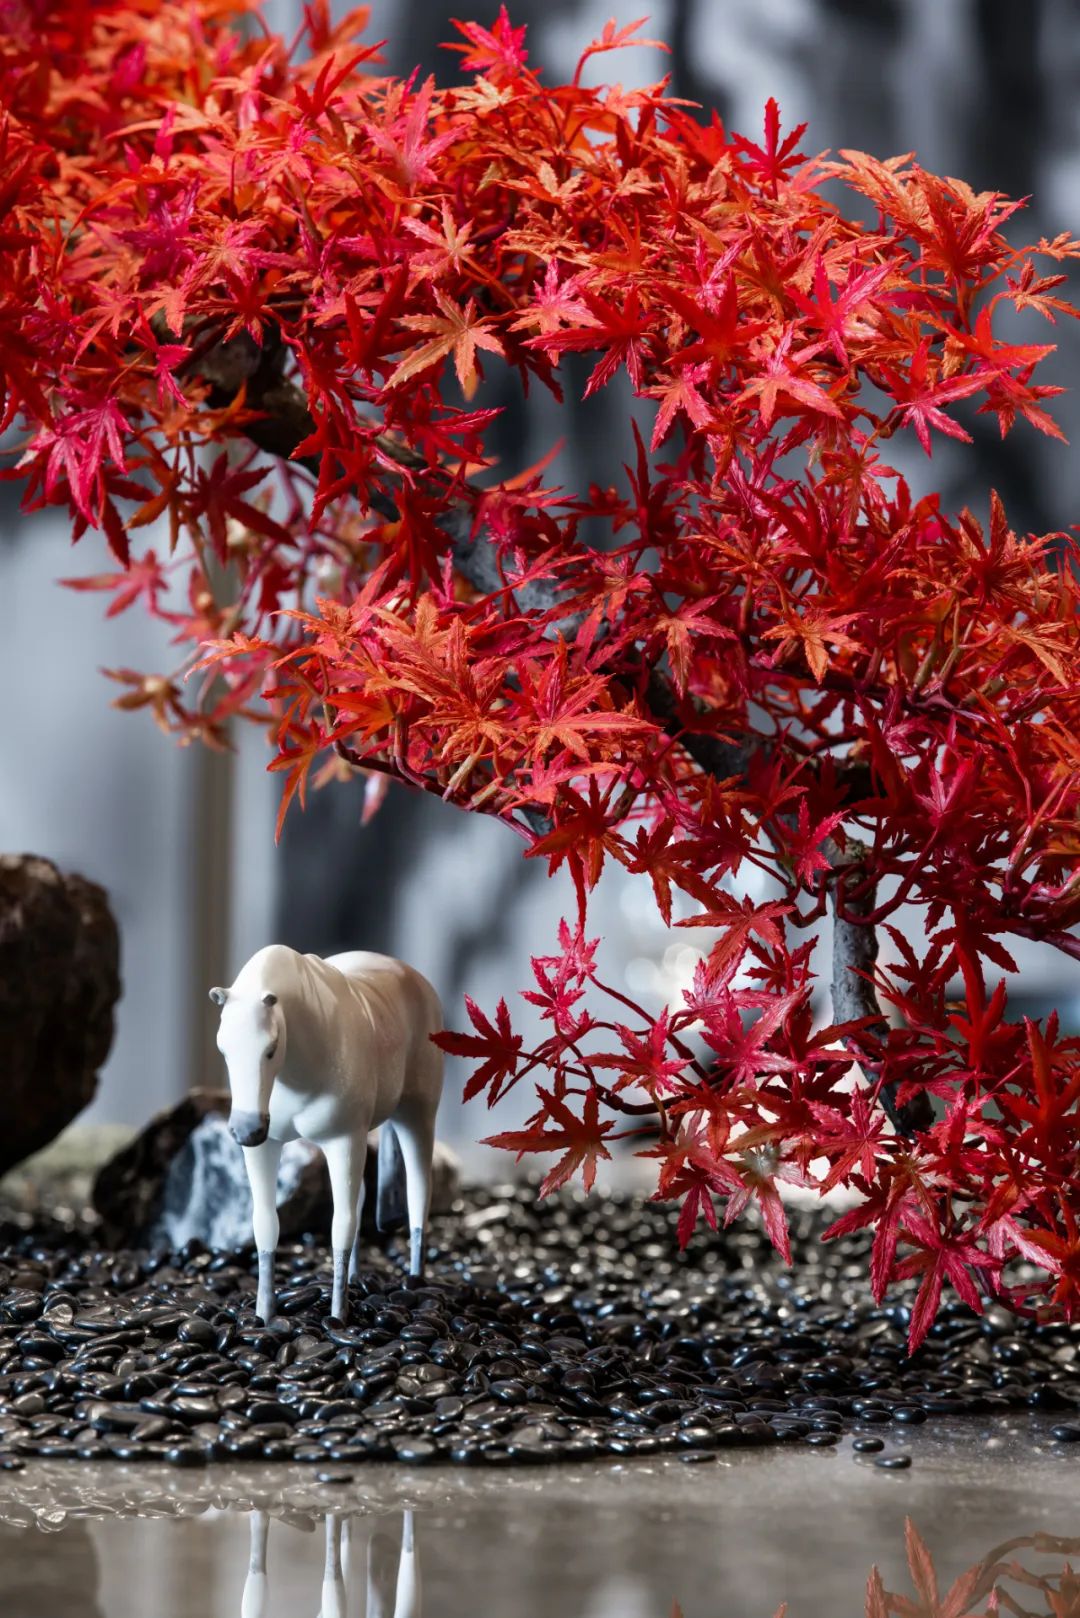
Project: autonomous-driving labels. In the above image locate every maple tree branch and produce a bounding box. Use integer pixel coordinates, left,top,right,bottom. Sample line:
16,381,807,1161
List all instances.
198,332,880,809
827,835,932,1137
332,737,550,840
998,914,1080,964
641,668,749,781
195,327,562,592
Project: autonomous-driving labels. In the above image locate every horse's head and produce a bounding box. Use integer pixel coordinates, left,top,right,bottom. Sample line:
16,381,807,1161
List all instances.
208,985,285,1147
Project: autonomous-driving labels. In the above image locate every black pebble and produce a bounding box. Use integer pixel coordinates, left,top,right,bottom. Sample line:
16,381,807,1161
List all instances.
177,1318,215,1347
0,1182,1078,1474
165,1446,207,1468
315,1471,354,1485
874,1454,912,1470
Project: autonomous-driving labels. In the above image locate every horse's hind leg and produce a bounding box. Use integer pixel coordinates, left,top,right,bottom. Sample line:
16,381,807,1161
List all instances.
348,1167,366,1284
323,1130,367,1321
390,1115,435,1278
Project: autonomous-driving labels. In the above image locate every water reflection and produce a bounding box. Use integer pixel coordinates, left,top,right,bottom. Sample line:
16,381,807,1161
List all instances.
0,1439,1077,1618
241,1509,419,1618
846,1523,1080,1618
3,1488,1080,1618
236,1516,1080,1618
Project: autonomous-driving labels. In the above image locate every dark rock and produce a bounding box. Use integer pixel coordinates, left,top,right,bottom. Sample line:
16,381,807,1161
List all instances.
92,1092,460,1250
0,854,120,1175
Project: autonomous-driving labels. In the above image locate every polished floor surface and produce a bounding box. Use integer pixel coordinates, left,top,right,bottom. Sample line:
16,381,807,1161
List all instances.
0,1417,1077,1617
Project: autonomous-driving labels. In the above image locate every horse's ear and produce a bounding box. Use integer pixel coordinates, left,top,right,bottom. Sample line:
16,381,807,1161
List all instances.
263,992,278,1007
209,987,228,1008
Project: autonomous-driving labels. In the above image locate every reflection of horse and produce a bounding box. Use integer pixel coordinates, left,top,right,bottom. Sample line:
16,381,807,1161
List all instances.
210,945,444,1321
240,1508,420,1618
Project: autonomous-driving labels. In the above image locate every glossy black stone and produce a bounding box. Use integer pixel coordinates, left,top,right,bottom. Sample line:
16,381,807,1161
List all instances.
892,1406,928,1425
164,1445,207,1467
0,1182,1078,1470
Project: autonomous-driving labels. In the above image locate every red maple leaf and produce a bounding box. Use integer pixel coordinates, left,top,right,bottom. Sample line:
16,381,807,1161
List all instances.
432,996,524,1104
443,8,529,83
807,1087,886,1191
485,1086,614,1194
894,1211,999,1353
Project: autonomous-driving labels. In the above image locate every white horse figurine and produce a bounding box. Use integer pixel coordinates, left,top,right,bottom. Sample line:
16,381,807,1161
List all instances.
209,944,444,1323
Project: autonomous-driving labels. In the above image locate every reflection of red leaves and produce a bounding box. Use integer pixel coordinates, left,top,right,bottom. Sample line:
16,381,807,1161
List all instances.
671,1520,1080,1618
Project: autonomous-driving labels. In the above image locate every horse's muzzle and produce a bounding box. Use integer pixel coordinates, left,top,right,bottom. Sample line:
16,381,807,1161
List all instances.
230,1111,270,1148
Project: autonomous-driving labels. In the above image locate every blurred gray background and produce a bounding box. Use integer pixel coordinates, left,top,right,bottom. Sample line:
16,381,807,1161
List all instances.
3,0,1079,1173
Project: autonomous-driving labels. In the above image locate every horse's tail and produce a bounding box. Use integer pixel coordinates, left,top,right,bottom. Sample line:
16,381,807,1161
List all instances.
375,1122,408,1233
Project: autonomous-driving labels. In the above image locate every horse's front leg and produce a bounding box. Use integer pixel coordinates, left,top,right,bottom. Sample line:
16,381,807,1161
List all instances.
323,1131,368,1322
242,1138,283,1323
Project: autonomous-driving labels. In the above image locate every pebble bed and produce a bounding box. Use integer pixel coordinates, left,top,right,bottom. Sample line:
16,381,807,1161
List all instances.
0,1183,1078,1472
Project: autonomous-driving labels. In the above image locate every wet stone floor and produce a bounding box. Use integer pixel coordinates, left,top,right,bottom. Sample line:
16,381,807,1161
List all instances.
0,1418,1077,1617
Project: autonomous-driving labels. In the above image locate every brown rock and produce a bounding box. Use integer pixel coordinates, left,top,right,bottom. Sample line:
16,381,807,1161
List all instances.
0,854,121,1177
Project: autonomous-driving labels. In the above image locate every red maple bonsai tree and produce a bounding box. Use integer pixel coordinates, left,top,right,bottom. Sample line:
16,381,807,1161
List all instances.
5,0,1080,1349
